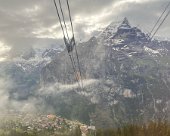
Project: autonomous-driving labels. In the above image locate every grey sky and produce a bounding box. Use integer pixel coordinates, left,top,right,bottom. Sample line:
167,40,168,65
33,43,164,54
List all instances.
0,0,170,59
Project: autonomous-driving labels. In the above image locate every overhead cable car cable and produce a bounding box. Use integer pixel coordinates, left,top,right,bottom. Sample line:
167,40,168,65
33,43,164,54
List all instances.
53,0,65,37
58,0,70,41
53,0,82,90
66,0,84,90
149,1,170,37
150,9,170,40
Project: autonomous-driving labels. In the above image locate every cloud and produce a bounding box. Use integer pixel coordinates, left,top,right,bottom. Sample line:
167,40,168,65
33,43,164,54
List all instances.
39,79,99,95
0,74,99,113
0,77,32,112
0,0,169,57
0,41,11,61
0,77,17,112
0,76,54,113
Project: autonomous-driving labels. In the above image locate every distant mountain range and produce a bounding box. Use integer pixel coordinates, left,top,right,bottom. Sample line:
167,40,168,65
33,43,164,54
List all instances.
1,18,170,128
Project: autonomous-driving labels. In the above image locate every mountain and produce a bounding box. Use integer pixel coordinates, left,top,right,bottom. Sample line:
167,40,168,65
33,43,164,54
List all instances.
1,18,170,128
40,18,170,128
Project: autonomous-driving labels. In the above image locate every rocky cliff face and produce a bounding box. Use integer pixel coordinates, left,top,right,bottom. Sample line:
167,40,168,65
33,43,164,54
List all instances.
40,18,170,128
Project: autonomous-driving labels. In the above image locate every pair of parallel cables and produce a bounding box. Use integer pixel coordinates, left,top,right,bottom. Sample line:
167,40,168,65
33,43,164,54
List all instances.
149,1,170,41
53,0,84,90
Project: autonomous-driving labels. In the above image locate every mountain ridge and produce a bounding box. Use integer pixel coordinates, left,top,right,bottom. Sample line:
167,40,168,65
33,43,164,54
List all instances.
1,18,170,128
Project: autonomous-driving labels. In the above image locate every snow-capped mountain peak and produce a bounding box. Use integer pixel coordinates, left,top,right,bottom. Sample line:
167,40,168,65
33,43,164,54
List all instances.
97,20,121,41
98,17,132,41
118,17,131,30
98,17,149,46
